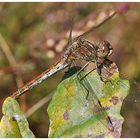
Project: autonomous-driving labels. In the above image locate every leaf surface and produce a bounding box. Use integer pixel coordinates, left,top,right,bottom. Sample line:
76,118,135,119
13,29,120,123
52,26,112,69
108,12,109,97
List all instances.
47,64,130,138
0,97,35,138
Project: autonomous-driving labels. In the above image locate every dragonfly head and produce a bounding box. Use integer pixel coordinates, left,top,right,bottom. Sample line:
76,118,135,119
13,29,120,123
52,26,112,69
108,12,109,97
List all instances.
97,41,113,58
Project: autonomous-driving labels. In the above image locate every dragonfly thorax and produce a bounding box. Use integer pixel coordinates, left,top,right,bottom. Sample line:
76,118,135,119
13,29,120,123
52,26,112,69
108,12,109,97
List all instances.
76,39,113,65
63,38,113,66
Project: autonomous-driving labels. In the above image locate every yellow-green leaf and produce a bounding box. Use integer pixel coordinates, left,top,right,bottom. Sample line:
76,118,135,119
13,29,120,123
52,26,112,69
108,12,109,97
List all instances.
47,64,130,138
0,97,35,138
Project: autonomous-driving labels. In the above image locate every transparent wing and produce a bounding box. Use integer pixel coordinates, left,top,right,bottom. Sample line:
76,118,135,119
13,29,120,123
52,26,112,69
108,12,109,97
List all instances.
77,67,114,132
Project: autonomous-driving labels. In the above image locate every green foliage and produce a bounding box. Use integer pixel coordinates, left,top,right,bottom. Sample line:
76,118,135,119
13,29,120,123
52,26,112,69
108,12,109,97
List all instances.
0,65,130,138
47,69,130,138
0,97,35,138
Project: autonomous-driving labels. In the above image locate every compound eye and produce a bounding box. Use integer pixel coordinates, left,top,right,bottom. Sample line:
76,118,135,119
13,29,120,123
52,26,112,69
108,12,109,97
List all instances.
103,41,113,56
108,47,113,56
103,41,110,49
100,42,108,52
102,46,105,52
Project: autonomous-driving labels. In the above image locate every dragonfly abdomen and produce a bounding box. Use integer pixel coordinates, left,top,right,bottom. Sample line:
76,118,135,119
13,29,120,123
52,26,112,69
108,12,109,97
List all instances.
12,61,69,98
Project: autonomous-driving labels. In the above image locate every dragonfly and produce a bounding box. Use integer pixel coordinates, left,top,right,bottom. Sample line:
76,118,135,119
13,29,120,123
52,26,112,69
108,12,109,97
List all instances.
11,10,117,132
11,10,116,99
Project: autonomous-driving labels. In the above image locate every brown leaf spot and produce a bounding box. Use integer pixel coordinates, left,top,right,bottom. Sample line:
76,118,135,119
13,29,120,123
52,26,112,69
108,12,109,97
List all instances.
109,96,119,105
63,110,69,120
110,118,124,138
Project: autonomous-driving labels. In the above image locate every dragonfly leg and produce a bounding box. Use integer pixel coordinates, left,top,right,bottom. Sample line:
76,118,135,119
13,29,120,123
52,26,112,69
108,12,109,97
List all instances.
96,63,113,85
77,69,98,99
77,62,90,77
76,62,90,83
79,78,90,100
97,99,114,131
80,68,96,82
97,60,119,86
78,71,114,131
81,69,96,100
77,62,114,131
76,62,91,99
77,61,113,85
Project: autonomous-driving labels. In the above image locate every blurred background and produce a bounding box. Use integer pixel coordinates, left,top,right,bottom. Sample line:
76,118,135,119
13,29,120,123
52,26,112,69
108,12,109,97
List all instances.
0,2,140,138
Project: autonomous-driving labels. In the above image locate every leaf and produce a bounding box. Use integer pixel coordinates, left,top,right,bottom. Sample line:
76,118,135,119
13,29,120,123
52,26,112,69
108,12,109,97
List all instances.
47,63,130,138
0,97,35,138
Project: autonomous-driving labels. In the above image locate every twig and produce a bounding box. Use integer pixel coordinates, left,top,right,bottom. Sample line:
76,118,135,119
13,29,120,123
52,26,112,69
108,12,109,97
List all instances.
0,33,26,111
74,10,117,41
45,9,118,55
25,92,53,118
